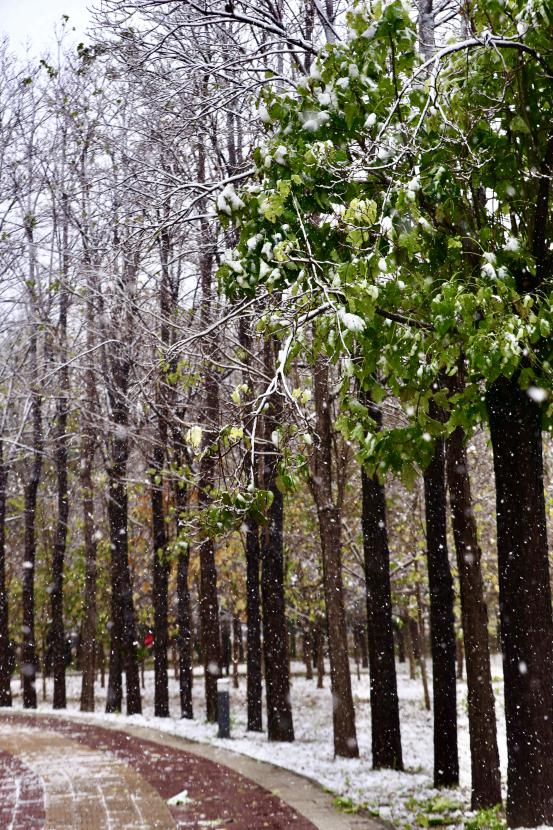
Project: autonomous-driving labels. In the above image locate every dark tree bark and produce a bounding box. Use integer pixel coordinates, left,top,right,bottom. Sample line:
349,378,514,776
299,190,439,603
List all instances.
0,439,11,706
175,460,194,718
105,325,141,716
238,316,263,732
303,628,314,680
232,616,241,689
80,262,98,713
311,356,358,758
22,218,42,711
150,218,175,718
80,424,97,712
361,465,403,770
76,157,98,715
395,620,406,664
424,431,458,788
174,466,193,720
196,153,222,721
151,440,169,717
177,542,193,719
261,337,294,742
487,374,553,827
355,623,369,669
22,350,42,711
315,617,325,689
51,196,70,710
105,430,141,715
245,517,263,730
446,424,501,809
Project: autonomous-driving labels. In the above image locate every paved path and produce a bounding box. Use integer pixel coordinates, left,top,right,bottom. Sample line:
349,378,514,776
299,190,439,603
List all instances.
0,712,386,830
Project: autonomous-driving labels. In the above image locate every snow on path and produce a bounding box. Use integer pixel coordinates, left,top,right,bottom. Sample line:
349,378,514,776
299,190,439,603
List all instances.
3,654,541,828
0,723,176,829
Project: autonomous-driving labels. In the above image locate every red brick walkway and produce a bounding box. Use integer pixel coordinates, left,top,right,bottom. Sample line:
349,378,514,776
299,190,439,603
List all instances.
0,745,44,829
0,713,317,829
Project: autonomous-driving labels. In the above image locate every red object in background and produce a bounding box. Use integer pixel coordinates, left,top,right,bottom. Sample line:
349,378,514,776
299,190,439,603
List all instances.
144,633,154,648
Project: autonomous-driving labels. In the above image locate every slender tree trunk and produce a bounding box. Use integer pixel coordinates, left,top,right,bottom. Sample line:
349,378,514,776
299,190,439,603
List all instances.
245,517,263,730
197,447,222,722
51,210,70,709
22,355,42,710
456,637,464,681
0,440,11,706
315,617,325,689
358,623,369,668
177,544,193,719
105,457,123,713
361,465,403,770
151,218,174,718
396,620,406,665
151,445,169,717
80,426,97,712
106,430,141,715
232,616,241,689
239,317,263,732
174,469,193,719
424,433,458,788
487,374,553,827
413,574,431,710
261,337,293,741
446,425,501,809
22,219,42,711
174,465,193,719
196,140,222,722
303,629,314,680
404,616,417,681
311,357,357,758
80,261,98,713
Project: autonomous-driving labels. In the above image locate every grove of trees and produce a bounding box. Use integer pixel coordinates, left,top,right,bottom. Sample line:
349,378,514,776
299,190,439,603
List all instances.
1,0,552,827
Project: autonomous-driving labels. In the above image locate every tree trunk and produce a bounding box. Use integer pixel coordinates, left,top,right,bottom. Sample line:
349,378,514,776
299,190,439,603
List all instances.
78,230,97,714
238,317,263,732
456,637,464,681
151,217,174,718
303,629,314,680
151,439,169,717
487,374,553,827
0,440,11,706
245,517,263,730
413,578,431,710
446,425,501,809
404,616,417,681
22,357,42,711
80,426,97,713
174,471,193,719
196,142,222,722
361,465,403,770
261,337,294,742
51,193,70,711
315,616,325,689
424,434,458,788
396,619,406,665
197,476,221,721
232,616,241,689
106,428,142,716
311,357,357,758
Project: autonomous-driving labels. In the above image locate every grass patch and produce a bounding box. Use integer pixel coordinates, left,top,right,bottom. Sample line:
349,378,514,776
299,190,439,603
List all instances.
464,805,505,829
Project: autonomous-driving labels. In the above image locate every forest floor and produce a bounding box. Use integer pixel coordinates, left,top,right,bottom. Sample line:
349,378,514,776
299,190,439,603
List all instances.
4,655,530,829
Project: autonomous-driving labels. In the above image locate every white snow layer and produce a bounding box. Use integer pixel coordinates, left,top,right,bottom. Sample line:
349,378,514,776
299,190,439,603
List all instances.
4,655,546,829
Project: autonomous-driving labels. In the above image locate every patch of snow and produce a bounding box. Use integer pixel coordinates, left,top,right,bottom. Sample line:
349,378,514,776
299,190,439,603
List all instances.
5,655,513,829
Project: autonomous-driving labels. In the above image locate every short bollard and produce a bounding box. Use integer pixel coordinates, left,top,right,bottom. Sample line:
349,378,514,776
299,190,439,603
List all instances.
217,677,231,738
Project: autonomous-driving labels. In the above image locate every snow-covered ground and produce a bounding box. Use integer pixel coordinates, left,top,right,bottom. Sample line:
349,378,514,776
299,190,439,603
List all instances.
4,655,520,828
